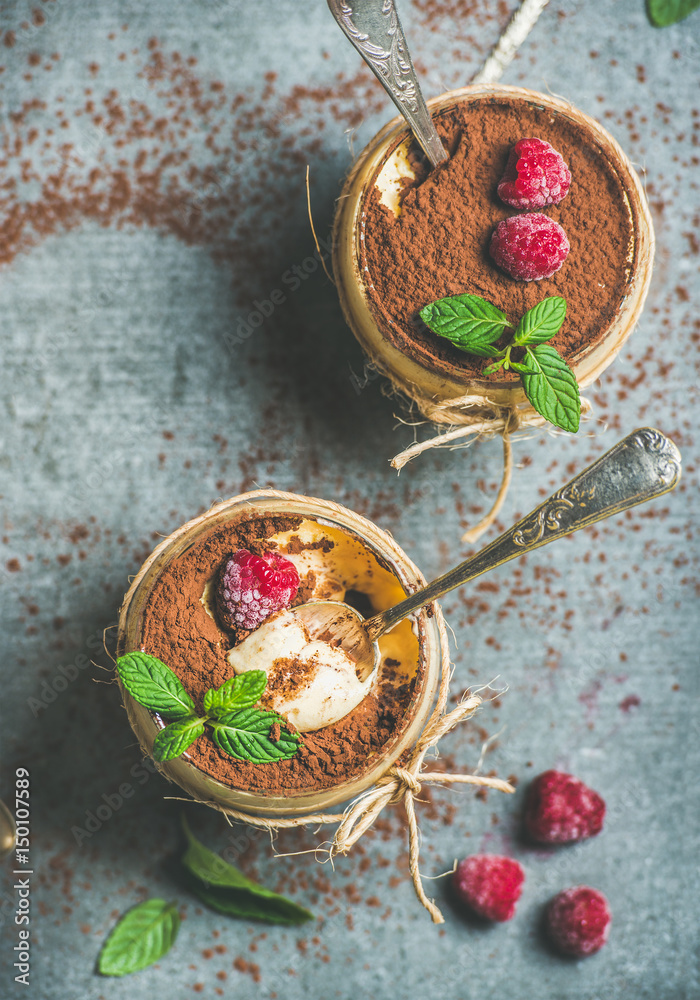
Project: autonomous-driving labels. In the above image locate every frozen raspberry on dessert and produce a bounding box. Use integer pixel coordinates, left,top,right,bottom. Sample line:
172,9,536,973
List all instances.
217,549,299,631
524,770,605,844
497,137,571,210
546,886,611,956
490,214,569,281
452,854,524,921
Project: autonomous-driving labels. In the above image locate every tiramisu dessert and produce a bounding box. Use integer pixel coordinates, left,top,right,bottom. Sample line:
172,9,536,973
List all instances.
116,491,441,815
333,84,653,417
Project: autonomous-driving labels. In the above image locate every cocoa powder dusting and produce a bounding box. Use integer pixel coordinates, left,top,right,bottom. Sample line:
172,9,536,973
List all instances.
136,513,418,792
0,40,388,290
263,656,318,702
362,98,636,383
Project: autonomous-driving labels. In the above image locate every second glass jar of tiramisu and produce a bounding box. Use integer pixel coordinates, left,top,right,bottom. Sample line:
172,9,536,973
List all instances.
116,490,442,817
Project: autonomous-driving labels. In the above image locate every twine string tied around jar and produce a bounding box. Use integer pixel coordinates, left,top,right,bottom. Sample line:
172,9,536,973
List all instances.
389,382,592,543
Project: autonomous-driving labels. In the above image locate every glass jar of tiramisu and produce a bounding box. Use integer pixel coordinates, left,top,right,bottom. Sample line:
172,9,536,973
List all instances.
333,83,654,413
116,490,442,817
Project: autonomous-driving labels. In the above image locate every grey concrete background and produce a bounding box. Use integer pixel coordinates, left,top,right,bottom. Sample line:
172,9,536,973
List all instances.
1,0,698,997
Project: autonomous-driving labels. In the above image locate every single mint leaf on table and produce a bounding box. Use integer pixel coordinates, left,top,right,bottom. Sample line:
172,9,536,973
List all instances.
181,817,314,925
98,898,180,976
520,344,581,433
185,877,313,925
420,293,510,357
210,707,301,762
116,652,195,719
153,716,206,762
647,0,700,25
203,669,268,717
513,296,567,346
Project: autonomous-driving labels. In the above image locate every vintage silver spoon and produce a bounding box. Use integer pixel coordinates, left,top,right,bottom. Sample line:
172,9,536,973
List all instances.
296,428,681,682
326,0,449,168
0,798,16,860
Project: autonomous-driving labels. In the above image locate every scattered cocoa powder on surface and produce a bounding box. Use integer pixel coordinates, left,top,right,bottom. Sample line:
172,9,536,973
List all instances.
136,512,419,792
619,693,641,712
362,97,637,383
233,957,261,982
0,39,386,292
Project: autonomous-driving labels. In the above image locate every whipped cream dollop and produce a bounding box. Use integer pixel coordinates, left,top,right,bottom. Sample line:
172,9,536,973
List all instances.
226,609,373,732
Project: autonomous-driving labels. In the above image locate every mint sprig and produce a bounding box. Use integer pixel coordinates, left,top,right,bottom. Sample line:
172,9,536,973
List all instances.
647,0,700,25
181,817,314,925
116,655,301,764
98,899,180,976
97,824,314,977
420,292,580,433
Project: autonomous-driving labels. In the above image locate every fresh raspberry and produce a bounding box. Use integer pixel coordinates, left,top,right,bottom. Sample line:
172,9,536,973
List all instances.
524,770,605,844
217,549,299,631
497,137,571,210
546,886,611,957
490,214,569,281
452,854,524,921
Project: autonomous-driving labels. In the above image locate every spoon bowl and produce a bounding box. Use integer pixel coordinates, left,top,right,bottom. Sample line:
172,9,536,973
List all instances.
293,600,378,682
295,428,681,684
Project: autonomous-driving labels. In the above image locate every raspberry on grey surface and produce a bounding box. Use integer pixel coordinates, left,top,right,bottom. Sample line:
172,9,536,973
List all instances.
546,886,611,957
452,854,525,922
524,770,606,844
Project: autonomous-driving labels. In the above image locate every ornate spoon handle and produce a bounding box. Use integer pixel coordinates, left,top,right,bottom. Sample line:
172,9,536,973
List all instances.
326,0,448,167
365,428,681,640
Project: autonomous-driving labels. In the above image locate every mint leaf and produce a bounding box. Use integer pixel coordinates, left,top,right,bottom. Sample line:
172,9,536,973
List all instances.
203,670,267,718
182,816,266,891
647,0,700,25
181,818,313,925
210,707,301,763
420,294,510,357
520,345,581,433
483,356,507,375
513,296,566,346
98,899,180,976
116,652,195,719
185,877,313,925
153,716,205,762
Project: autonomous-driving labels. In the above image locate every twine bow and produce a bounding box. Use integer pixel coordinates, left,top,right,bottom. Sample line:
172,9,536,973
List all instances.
330,685,514,923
